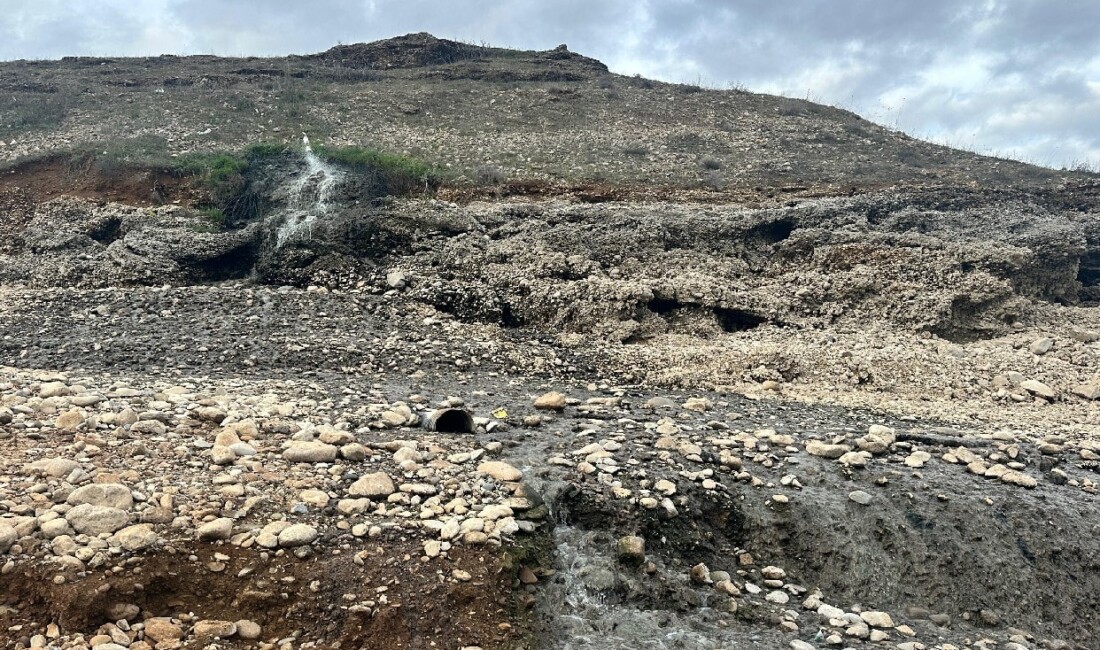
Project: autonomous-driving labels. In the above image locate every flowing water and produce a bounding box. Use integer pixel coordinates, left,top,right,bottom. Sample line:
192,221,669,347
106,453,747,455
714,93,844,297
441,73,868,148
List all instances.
542,525,733,650
275,134,342,248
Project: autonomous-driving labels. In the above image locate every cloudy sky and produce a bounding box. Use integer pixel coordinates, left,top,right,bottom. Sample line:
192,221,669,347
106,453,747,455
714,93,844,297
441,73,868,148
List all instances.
1,0,1097,169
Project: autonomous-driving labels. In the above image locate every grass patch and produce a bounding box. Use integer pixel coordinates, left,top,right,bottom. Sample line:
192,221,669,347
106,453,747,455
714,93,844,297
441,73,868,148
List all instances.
315,144,441,195
171,143,287,221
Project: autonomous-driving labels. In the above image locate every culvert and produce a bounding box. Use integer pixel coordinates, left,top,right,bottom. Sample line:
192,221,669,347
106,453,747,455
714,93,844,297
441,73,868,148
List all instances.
425,408,476,433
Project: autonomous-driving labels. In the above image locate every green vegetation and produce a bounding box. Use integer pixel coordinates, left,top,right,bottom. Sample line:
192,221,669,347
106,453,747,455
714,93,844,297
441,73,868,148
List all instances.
315,144,441,195
169,144,288,224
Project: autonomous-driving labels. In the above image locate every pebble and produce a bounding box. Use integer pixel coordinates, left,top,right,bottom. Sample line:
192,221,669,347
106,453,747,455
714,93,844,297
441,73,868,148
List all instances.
283,441,338,463
477,460,523,482
65,504,130,535
278,523,319,547
197,518,234,541
848,490,873,505
533,391,567,410
805,440,851,459
860,610,894,627
349,472,396,497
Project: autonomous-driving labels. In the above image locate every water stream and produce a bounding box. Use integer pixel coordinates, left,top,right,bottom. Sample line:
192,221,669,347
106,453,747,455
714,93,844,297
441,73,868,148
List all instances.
275,134,343,248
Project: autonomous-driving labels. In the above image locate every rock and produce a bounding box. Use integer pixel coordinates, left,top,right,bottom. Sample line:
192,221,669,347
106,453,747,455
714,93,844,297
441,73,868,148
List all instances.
393,446,423,463
1001,470,1037,488
283,441,338,463
856,425,896,454
212,445,237,465
682,397,712,411
386,270,407,289
654,479,677,495
55,409,86,431
113,524,161,551
848,490,873,505
644,397,678,410
195,406,227,423
197,518,234,541
106,603,140,622
278,523,318,547
533,391,567,411
766,590,790,604
1068,328,1100,343
40,518,73,539
193,620,237,639
25,458,80,478
255,521,290,548
477,460,523,482
299,488,327,508
67,483,134,510
790,641,816,650
144,618,184,642
130,420,167,435
0,524,17,553
518,565,538,584
761,565,786,580
340,443,369,460
236,619,262,640
616,536,645,564
65,504,130,535
860,610,894,627
39,381,70,398
1020,379,1056,400
1029,337,1054,355
904,451,932,468
838,450,872,467
349,472,395,497
805,440,850,459
689,562,711,584
1071,382,1100,400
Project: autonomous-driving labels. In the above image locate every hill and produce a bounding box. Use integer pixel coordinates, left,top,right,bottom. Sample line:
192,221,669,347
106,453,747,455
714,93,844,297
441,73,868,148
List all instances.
0,33,1098,650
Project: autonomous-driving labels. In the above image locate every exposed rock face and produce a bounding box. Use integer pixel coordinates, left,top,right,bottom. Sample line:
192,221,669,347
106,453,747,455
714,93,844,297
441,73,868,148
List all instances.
3,184,1096,344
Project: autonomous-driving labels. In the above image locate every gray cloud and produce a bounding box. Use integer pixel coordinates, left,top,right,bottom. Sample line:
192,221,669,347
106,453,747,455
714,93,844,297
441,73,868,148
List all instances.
0,0,1096,168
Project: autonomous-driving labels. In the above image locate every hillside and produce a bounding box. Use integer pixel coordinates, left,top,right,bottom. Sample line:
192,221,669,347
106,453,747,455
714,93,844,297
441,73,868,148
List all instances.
0,32,1082,194
0,33,1098,650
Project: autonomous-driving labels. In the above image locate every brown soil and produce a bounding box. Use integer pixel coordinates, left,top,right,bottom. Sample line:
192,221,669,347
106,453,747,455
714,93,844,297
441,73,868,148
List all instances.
0,155,198,207
0,539,523,649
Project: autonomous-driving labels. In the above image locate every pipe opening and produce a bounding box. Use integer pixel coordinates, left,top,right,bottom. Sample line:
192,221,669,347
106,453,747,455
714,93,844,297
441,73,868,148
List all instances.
426,408,475,433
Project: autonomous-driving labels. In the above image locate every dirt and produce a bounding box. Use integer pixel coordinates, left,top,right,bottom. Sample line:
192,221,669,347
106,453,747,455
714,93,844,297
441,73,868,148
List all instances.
1,541,518,649
0,155,199,207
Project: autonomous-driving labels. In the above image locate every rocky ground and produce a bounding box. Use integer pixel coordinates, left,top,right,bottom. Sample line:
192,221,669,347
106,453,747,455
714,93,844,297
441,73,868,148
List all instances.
0,280,1097,650
0,30,1098,650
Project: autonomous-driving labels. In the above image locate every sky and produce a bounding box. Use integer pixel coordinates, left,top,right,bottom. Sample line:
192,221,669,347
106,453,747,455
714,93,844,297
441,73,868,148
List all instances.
1,0,1097,169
